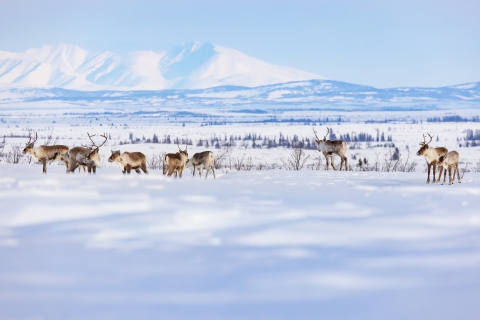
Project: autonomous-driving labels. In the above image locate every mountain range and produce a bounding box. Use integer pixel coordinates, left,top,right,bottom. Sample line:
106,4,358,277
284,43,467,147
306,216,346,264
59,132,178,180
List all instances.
0,43,322,90
0,43,479,109
1,79,479,110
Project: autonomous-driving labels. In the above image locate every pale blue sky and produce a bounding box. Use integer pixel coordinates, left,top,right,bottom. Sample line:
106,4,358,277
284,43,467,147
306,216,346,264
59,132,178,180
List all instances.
1,0,479,88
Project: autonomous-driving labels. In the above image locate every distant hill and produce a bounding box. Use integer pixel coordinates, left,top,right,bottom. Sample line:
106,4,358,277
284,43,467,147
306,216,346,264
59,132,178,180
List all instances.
1,80,479,110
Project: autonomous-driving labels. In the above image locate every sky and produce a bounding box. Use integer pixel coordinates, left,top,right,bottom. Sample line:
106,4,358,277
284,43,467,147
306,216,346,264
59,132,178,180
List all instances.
0,0,479,88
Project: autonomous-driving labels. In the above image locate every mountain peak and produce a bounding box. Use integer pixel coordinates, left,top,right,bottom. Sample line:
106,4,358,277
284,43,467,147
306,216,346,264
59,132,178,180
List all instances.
0,43,323,90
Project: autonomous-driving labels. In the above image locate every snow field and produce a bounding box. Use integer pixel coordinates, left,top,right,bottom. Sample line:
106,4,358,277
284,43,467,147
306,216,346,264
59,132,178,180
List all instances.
0,164,480,319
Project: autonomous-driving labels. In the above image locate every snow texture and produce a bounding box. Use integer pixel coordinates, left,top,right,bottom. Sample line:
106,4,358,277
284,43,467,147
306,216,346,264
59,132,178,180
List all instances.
0,164,480,319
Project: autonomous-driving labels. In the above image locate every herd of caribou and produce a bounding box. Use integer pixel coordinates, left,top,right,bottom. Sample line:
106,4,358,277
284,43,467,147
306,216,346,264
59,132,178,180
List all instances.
20,127,461,185
22,132,216,179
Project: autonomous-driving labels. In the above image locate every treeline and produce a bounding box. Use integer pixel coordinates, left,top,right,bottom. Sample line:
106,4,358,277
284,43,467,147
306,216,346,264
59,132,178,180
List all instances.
119,130,393,150
458,129,480,147
427,115,480,122
200,116,349,126
330,129,392,142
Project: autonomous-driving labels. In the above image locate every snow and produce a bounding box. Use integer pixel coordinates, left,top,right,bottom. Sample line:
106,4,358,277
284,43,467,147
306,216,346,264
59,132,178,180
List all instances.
1,164,480,319
0,43,323,91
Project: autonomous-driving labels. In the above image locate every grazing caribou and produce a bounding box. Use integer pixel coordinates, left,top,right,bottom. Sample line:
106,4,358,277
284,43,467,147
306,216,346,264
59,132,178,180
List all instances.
416,133,448,184
163,145,189,178
186,151,216,179
66,133,107,174
23,132,69,173
313,127,348,171
108,150,148,174
51,151,86,173
438,151,461,185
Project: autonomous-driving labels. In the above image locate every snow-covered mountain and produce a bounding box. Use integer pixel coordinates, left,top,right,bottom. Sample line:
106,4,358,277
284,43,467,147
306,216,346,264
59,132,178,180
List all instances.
0,43,323,90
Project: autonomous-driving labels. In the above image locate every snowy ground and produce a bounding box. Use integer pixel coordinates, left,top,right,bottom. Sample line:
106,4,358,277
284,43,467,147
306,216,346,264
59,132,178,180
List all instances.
1,164,480,319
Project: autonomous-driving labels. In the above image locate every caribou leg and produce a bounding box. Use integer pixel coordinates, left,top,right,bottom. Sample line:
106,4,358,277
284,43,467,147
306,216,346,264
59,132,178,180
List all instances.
427,163,432,183
437,165,443,183
330,156,338,171
323,152,329,170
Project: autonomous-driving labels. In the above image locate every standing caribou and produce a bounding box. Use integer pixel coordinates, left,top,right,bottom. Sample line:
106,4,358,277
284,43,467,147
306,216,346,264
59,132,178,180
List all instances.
438,151,461,185
313,127,348,171
65,133,107,174
163,144,189,178
108,150,148,174
416,133,448,184
23,132,69,173
186,151,216,179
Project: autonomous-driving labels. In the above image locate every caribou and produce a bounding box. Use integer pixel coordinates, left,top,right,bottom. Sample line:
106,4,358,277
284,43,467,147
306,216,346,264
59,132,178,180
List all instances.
108,150,148,174
186,151,216,179
313,127,348,171
51,151,87,173
416,133,448,184
66,133,107,174
438,151,461,185
23,132,69,173
163,144,189,178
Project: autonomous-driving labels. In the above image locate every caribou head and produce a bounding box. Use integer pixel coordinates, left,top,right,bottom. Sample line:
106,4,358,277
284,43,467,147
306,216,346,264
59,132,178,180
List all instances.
23,132,38,154
178,144,189,163
416,133,433,156
108,150,121,163
86,132,108,167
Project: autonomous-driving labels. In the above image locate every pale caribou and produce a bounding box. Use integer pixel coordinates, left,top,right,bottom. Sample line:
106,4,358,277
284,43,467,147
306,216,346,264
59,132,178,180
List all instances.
313,127,348,171
108,150,148,174
416,133,448,184
23,132,69,173
186,151,216,179
438,151,461,185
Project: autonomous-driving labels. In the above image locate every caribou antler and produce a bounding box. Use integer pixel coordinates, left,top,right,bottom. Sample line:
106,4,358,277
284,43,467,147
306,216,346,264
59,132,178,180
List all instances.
26,132,38,145
96,133,108,149
177,143,181,151
185,144,188,152
427,133,433,145
324,127,330,140
420,133,434,146
87,132,97,147
312,127,321,141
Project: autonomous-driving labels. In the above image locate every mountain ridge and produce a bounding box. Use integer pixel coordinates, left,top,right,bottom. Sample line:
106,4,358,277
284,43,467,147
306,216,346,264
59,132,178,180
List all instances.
0,43,323,91
2,79,479,110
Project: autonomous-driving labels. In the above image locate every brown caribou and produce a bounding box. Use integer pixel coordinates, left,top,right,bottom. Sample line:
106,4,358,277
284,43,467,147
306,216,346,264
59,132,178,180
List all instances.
163,144,189,178
313,127,348,171
108,150,148,174
23,132,69,173
438,151,461,185
64,133,107,174
186,151,216,179
416,133,448,184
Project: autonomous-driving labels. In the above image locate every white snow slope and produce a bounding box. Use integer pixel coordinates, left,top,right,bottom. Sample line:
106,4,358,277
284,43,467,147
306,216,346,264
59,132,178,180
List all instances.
1,164,480,319
0,43,323,90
